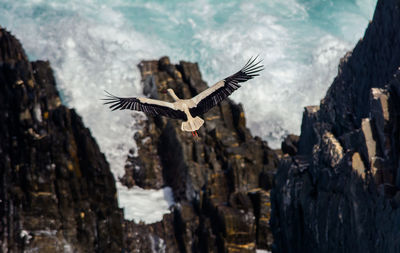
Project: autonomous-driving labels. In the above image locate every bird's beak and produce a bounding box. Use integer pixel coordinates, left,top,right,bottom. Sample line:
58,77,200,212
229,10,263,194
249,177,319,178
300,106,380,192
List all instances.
161,89,167,94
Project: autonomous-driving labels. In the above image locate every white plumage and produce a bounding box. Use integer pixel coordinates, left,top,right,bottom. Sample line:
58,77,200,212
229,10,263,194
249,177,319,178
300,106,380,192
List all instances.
103,57,263,135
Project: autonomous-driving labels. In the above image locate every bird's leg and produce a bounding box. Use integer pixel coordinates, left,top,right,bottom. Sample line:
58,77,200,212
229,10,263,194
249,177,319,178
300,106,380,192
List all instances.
191,131,198,137
167,89,180,101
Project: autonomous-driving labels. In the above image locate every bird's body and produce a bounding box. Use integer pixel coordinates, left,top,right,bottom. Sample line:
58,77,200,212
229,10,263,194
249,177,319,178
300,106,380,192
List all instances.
103,57,263,136
137,91,205,132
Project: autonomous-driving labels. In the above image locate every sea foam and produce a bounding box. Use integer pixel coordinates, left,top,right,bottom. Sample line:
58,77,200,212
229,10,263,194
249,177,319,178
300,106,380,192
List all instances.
0,0,377,223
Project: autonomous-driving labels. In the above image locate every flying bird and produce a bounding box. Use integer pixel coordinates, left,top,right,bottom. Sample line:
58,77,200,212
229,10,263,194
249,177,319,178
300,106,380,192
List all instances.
103,57,263,137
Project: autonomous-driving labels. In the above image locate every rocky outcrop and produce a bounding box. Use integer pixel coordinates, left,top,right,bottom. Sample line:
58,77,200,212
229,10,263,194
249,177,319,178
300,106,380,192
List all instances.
271,0,400,252
0,28,124,252
122,57,279,252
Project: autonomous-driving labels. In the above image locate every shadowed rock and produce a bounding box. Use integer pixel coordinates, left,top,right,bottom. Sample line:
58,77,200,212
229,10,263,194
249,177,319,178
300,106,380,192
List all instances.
271,0,400,252
0,28,124,252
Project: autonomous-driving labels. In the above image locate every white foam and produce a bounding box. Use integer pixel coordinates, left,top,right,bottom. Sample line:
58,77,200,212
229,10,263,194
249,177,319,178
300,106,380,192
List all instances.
167,1,318,146
20,230,32,244
163,0,372,147
149,235,166,253
118,184,175,223
256,249,271,253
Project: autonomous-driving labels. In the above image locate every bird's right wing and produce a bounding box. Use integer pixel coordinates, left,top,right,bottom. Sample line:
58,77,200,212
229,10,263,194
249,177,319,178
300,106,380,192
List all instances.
189,56,263,117
102,91,187,120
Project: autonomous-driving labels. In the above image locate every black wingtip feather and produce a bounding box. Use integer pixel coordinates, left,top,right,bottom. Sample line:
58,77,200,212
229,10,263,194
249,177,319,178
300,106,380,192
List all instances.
101,90,187,120
191,57,263,117
242,56,263,74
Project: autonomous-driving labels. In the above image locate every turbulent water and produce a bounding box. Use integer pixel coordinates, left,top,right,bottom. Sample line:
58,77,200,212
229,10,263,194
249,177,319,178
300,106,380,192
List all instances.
0,0,376,223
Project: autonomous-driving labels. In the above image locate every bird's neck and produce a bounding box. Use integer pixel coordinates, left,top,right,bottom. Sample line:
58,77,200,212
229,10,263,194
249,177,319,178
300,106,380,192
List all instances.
167,89,180,101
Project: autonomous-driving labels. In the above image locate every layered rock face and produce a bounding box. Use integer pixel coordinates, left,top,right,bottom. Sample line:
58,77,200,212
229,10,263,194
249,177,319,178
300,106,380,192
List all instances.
271,0,400,252
0,28,124,252
122,57,278,252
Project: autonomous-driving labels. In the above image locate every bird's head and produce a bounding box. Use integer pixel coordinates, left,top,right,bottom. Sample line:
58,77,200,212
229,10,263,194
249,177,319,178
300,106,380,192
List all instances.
161,88,174,94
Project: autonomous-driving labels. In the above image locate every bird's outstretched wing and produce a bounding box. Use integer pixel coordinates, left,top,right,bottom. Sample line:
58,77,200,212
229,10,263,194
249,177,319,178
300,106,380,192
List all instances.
102,91,187,120
189,56,263,117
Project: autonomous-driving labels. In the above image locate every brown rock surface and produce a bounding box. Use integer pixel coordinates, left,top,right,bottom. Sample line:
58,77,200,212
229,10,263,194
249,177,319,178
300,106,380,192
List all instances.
122,57,279,252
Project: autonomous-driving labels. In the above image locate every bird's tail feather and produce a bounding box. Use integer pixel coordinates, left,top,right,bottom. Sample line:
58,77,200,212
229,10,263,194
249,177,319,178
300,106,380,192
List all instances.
181,117,204,132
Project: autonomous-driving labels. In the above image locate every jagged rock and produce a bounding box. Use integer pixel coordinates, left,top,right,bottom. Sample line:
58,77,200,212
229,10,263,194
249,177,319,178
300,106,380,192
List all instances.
361,118,376,162
122,57,279,252
314,131,344,169
272,0,400,252
0,28,124,252
121,117,165,189
298,105,320,156
281,134,299,156
248,189,273,251
124,213,179,253
352,152,366,179
370,88,390,154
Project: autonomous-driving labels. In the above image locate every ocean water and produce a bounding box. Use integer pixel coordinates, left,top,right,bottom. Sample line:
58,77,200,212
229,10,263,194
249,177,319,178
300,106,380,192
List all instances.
0,0,377,223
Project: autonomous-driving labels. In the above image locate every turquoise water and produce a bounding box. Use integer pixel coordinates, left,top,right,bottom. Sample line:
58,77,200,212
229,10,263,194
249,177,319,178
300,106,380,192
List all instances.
0,0,377,221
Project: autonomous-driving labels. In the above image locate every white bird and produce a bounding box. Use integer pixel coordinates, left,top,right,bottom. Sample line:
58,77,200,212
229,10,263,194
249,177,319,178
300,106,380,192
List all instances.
103,57,263,136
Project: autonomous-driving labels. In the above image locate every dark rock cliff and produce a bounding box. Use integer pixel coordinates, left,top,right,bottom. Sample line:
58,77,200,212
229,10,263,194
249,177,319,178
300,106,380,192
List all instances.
122,57,278,252
271,0,400,252
0,28,124,252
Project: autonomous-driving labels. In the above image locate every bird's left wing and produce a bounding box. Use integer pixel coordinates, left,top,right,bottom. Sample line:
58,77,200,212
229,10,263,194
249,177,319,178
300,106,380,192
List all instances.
189,56,263,117
103,91,187,120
